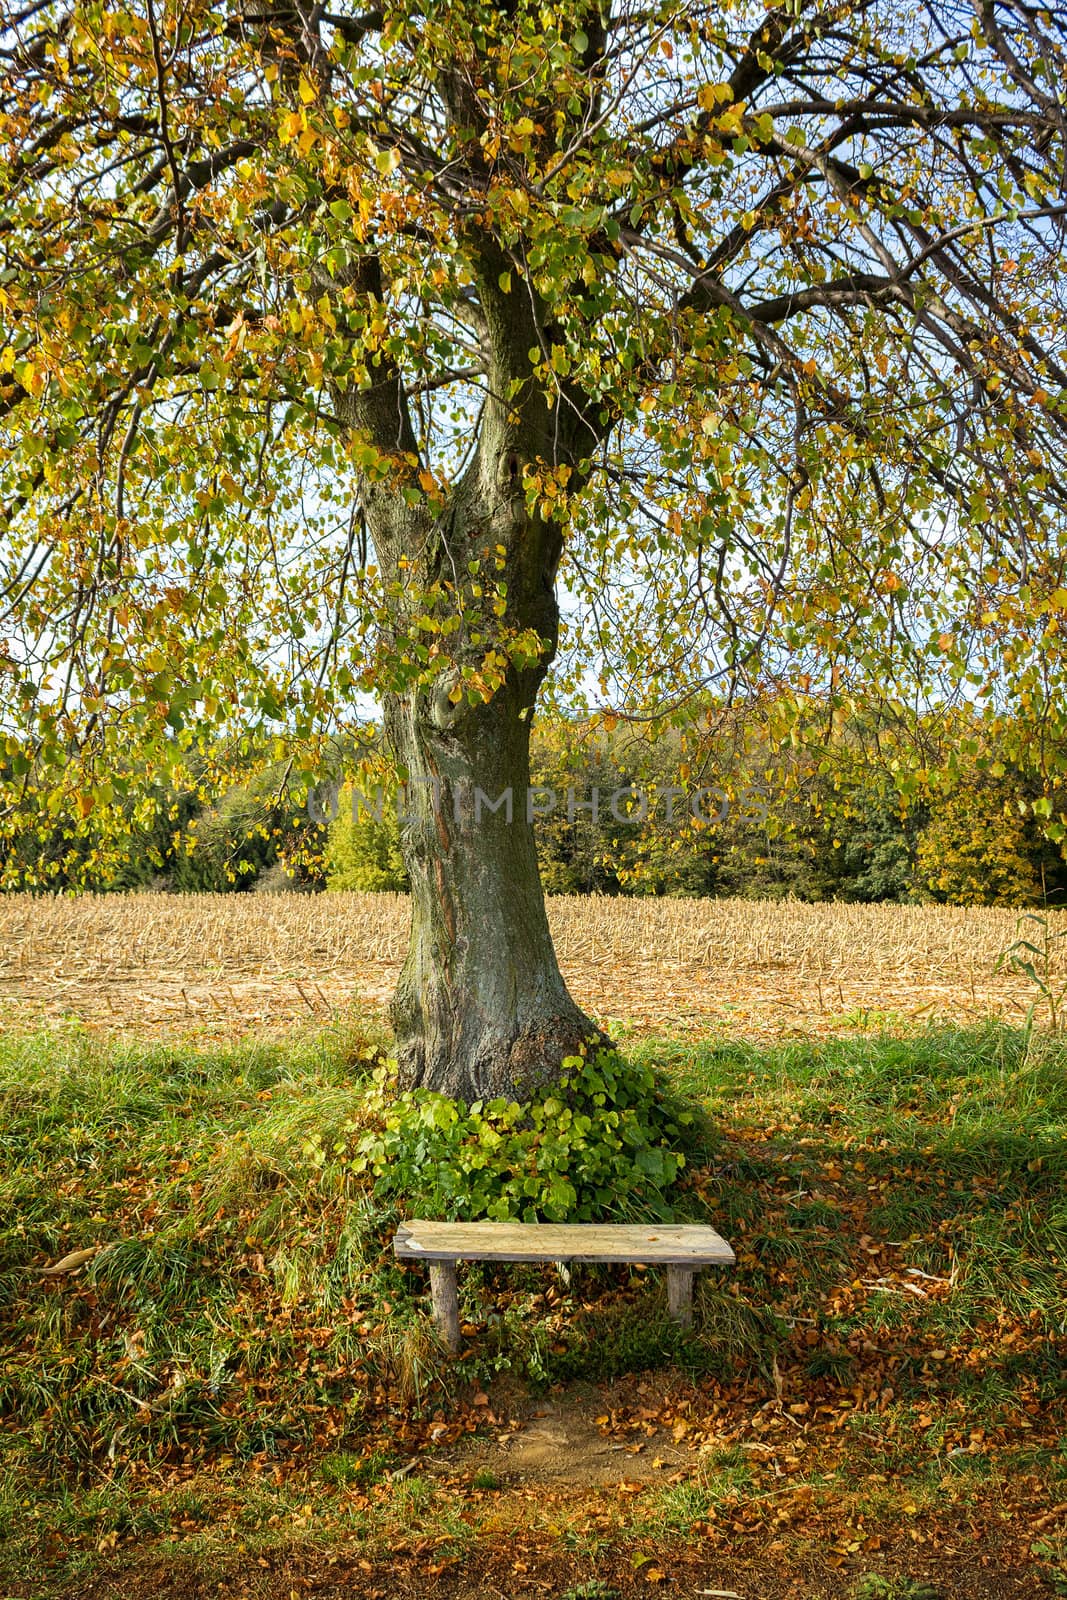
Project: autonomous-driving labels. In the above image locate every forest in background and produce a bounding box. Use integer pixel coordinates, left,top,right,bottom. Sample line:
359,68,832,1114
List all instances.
4,707,1066,908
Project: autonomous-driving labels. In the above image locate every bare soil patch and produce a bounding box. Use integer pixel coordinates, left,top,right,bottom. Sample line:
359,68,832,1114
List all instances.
427,1377,701,1487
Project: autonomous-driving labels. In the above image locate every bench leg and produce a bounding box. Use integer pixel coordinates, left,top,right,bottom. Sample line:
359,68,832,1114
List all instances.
666,1267,695,1327
429,1262,462,1355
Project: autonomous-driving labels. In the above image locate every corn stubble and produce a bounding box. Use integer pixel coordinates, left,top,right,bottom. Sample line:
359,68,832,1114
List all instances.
0,892,1056,1039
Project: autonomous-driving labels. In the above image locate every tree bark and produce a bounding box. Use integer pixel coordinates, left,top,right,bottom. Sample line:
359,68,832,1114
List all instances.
384,655,601,1104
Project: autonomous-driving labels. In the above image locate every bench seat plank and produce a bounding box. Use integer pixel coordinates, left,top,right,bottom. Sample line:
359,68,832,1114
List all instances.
394,1220,735,1267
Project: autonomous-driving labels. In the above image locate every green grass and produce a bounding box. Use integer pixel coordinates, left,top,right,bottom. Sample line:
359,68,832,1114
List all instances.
851,1579,942,1600
1,1018,1065,1591
0,1018,450,1514
641,1023,1067,1335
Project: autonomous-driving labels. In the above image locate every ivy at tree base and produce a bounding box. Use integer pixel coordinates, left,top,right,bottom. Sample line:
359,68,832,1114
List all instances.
348,1050,701,1223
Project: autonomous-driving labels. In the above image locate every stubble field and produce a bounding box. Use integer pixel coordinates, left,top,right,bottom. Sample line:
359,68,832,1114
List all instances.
0,890,1058,1042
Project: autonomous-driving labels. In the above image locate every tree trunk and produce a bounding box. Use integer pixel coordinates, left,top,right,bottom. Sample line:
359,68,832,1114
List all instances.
384,663,601,1103
336,235,606,1103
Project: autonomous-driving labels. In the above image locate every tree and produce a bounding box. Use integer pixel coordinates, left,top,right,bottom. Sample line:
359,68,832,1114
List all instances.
915,775,1040,905
2,0,1066,1098
326,781,409,890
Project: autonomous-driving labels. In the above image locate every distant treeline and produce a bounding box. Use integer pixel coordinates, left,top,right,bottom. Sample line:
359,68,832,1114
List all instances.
3,714,1065,907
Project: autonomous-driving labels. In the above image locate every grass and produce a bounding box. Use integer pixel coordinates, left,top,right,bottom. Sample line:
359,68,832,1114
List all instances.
851,1580,942,1600
0,1021,401,1474
1,1018,1065,1593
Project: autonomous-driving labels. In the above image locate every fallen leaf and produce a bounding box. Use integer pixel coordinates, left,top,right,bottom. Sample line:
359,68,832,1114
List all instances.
38,1245,101,1276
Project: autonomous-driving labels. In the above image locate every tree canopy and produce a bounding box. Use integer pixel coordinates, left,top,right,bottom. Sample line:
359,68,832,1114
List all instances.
3,0,1066,782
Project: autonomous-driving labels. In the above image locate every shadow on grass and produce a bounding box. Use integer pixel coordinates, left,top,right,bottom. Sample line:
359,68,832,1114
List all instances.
608,1022,1067,1413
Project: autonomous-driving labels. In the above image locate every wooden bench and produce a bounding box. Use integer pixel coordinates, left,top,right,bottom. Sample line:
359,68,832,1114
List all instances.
394,1220,735,1355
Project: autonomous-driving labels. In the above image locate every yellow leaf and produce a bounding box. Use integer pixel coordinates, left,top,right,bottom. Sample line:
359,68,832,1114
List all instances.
697,82,733,110
298,75,316,104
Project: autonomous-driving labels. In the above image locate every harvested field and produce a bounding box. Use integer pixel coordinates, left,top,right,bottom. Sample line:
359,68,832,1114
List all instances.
0,892,1056,1041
